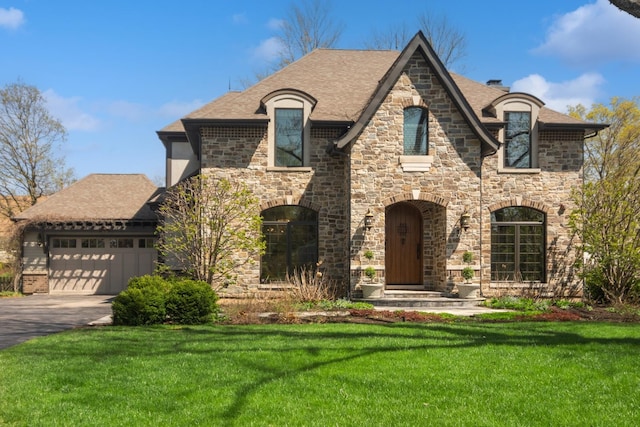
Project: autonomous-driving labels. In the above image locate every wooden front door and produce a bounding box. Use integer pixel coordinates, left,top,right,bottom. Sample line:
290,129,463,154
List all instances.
385,203,423,286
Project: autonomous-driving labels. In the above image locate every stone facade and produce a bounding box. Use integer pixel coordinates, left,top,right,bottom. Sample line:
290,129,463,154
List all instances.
349,53,482,292
183,43,589,298
200,126,350,290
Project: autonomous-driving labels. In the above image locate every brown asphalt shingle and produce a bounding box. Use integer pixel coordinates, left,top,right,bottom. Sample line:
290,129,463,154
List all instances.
13,174,160,222
161,48,585,133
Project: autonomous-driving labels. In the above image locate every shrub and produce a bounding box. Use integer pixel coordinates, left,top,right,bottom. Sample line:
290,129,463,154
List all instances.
112,286,166,326
286,265,338,302
165,280,219,325
127,275,173,293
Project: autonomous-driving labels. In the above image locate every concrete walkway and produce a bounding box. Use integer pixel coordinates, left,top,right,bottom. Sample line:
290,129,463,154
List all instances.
0,295,114,350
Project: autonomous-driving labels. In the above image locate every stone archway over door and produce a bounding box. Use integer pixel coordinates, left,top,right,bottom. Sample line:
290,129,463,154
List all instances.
385,203,423,287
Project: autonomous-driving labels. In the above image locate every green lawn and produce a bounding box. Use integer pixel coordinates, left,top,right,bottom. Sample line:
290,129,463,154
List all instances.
1,322,639,426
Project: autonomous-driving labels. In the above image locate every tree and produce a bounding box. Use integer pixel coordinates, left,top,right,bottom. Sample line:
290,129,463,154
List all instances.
365,11,467,69
275,0,344,67
609,0,640,19
156,175,265,289
0,81,75,218
568,98,640,304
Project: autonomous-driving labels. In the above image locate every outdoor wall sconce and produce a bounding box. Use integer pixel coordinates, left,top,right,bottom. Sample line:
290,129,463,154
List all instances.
460,211,471,231
364,209,374,231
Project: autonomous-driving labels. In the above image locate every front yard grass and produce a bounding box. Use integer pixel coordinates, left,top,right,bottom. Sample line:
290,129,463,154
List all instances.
1,322,639,426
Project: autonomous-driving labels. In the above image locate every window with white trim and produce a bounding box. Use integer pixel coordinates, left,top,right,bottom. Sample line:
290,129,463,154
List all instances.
504,111,531,168
275,108,304,166
262,90,315,169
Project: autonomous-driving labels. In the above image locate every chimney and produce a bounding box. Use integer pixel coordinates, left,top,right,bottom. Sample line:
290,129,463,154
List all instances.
486,79,510,92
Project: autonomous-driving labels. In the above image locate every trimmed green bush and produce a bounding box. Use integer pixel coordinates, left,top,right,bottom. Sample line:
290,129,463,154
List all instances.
165,280,218,325
127,275,168,289
112,286,166,326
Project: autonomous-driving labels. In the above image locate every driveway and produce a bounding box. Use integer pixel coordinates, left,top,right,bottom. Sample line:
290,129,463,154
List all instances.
0,295,114,350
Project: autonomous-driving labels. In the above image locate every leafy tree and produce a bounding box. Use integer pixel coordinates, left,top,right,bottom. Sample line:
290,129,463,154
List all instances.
0,81,75,218
569,97,640,304
365,11,467,69
276,0,344,67
156,175,265,289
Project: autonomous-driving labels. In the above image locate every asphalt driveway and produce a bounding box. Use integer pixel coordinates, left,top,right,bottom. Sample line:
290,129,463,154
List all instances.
0,295,114,350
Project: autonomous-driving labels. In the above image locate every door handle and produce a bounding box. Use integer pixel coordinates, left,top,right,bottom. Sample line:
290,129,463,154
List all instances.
417,243,421,260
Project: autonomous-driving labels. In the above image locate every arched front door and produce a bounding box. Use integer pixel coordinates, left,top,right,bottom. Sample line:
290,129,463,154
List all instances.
385,203,423,287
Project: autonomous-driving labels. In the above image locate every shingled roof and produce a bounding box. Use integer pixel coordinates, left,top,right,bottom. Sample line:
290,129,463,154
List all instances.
13,174,161,222
158,32,602,147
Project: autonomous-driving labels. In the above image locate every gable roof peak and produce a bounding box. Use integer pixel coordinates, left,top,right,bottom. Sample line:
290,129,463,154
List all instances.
333,31,500,156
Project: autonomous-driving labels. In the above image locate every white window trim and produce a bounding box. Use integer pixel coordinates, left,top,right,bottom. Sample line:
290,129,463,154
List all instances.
263,92,314,168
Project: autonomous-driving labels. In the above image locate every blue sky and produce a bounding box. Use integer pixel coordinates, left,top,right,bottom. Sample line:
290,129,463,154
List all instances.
2,0,639,185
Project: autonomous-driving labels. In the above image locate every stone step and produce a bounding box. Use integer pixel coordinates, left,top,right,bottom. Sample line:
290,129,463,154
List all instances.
354,290,484,308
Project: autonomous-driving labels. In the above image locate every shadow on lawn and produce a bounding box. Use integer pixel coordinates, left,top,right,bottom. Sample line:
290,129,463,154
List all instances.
14,322,640,424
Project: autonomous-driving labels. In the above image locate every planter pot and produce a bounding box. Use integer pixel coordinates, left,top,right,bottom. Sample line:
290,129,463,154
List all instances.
457,283,480,299
361,283,384,299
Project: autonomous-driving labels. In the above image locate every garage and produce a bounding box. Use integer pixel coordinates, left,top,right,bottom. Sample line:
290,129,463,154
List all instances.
13,174,162,295
49,236,157,294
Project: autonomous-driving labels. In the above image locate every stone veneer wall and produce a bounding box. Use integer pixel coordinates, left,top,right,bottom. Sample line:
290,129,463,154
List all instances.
22,273,48,294
200,126,350,293
349,52,483,292
480,129,585,297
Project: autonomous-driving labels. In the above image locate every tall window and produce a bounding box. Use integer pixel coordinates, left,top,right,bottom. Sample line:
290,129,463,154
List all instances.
261,206,318,282
491,207,545,282
275,108,303,167
403,107,428,155
504,111,531,168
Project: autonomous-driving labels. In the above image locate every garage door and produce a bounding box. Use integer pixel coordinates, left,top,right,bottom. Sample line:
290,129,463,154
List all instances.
49,237,157,294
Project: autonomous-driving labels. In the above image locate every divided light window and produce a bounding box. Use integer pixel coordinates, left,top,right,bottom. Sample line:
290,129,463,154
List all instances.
504,111,531,168
52,238,76,248
261,206,318,282
275,108,303,167
81,238,105,248
491,207,545,282
403,107,428,155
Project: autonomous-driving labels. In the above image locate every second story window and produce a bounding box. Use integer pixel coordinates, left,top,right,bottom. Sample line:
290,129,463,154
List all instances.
504,111,531,168
275,108,304,167
403,107,428,155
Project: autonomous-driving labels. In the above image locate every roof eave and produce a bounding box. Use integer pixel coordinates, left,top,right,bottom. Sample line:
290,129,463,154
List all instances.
181,118,269,157
539,121,609,138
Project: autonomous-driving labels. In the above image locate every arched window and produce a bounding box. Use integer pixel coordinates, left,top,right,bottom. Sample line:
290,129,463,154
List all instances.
261,206,318,282
491,207,545,282
403,107,428,155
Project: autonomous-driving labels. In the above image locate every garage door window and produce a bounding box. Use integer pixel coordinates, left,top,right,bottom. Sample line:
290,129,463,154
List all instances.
81,238,105,248
138,238,155,248
52,238,76,248
109,238,134,248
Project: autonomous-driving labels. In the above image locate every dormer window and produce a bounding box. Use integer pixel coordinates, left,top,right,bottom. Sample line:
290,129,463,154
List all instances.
262,89,316,170
504,111,531,168
275,108,303,166
487,93,544,173
403,107,428,155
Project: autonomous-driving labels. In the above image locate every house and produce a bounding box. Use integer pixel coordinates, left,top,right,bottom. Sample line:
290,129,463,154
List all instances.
158,31,605,298
13,174,160,294
14,32,605,297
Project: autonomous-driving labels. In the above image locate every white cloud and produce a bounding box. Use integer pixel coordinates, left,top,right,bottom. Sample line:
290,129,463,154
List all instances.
512,73,605,112
0,7,25,30
157,99,205,118
267,18,284,31
251,37,284,64
43,90,101,131
533,0,640,65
